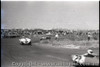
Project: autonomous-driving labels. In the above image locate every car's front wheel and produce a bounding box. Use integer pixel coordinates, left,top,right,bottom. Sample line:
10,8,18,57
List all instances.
28,42,32,45
20,42,24,45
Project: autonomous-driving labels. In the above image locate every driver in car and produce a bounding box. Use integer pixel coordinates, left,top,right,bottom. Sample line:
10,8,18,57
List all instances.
83,49,97,57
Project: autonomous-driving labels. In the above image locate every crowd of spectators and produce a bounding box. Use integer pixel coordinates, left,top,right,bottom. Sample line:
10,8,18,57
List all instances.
1,29,99,41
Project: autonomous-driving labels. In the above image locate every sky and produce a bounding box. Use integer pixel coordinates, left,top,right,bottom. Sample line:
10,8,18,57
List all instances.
1,1,99,30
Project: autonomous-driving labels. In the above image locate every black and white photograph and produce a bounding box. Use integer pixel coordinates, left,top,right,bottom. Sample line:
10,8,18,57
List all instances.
1,0,99,67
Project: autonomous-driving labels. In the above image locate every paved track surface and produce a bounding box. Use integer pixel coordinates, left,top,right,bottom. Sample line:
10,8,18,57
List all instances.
1,38,99,67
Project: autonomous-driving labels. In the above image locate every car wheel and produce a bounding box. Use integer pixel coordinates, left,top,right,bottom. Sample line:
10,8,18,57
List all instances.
20,42,23,45
28,42,32,45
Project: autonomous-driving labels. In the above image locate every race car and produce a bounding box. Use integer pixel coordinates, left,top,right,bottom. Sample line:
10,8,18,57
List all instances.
40,36,51,40
71,52,99,66
19,37,31,45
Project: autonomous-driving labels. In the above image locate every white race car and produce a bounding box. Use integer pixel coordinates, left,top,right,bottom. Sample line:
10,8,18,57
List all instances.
71,54,99,66
19,37,31,45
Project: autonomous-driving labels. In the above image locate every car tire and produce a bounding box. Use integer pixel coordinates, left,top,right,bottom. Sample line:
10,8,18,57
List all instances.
28,42,32,45
20,42,24,45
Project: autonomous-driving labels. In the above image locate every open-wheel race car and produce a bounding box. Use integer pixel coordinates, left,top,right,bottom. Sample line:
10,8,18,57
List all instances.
19,36,31,45
71,49,99,67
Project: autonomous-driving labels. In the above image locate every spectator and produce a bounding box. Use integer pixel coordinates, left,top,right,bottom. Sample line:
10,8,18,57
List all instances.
55,34,59,40
87,32,92,41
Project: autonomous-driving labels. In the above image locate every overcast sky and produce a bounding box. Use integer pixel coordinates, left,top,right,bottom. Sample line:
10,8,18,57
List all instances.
1,1,99,30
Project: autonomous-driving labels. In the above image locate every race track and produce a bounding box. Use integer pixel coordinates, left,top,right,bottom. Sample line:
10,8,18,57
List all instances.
1,38,99,67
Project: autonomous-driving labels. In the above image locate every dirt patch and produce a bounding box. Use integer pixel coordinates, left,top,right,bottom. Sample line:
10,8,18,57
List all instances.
39,39,99,49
